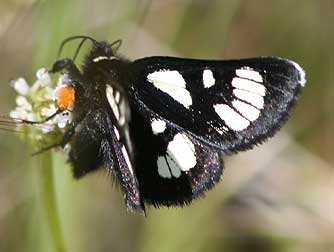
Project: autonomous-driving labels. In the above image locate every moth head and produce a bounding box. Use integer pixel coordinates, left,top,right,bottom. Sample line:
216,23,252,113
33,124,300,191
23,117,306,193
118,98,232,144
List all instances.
55,35,122,64
89,39,122,62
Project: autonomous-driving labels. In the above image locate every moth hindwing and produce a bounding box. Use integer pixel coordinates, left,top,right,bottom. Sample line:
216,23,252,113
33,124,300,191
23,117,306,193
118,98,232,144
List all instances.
49,37,305,213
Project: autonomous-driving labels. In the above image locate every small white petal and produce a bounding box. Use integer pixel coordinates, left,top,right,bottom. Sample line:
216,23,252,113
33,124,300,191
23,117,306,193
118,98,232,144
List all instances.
57,74,70,87
57,121,67,128
53,111,72,128
32,68,52,90
16,96,28,106
16,96,32,111
26,113,36,121
9,110,18,119
36,68,50,82
40,107,55,117
44,87,54,100
11,107,27,119
12,78,30,95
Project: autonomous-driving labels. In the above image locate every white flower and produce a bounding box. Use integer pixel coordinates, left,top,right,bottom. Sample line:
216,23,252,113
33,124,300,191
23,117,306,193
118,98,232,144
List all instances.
40,104,57,117
31,68,52,91
9,68,73,146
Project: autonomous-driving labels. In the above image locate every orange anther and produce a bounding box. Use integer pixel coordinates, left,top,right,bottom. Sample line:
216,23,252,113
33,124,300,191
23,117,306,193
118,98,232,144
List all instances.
56,86,75,110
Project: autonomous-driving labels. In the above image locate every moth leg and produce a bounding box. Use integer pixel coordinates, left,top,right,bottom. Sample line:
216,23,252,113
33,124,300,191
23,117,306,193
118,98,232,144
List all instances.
51,58,76,72
21,109,62,125
32,143,61,156
51,58,82,79
32,123,77,156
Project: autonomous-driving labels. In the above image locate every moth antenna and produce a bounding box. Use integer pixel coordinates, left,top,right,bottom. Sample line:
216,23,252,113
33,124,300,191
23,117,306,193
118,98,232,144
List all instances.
57,35,97,60
0,115,20,126
72,38,88,62
0,116,28,133
110,39,122,52
0,126,23,134
0,115,57,132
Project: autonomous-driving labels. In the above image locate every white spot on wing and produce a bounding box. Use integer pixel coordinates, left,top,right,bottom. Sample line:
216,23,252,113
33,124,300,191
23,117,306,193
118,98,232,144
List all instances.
157,156,172,178
147,70,192,108
106,85,120,120
214,104,250,131
236,67,263,83
233,89,264,109
232,77,266,96
157,156,182,178
166,156,182,178
232,100,260,121
203,69,215,88
151,119,167,135
167,133,196,172
156,133,196,179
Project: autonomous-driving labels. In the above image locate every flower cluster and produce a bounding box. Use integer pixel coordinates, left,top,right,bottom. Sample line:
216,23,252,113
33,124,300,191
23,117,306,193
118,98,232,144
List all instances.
9,68,72,148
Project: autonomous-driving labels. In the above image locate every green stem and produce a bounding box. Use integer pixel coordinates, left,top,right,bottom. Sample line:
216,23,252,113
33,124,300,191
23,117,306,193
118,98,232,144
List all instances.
39,152,66,252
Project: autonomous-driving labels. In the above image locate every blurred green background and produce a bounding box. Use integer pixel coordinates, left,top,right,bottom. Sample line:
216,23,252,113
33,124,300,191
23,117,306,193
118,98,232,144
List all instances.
0,0,333,252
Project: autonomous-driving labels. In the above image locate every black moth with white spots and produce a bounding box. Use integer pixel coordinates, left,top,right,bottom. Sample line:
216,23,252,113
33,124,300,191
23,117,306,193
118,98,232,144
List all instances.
51,37,305,213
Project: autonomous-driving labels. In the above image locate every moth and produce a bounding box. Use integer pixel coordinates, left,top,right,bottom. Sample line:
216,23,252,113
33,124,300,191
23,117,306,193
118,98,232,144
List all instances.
25,36,307,213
